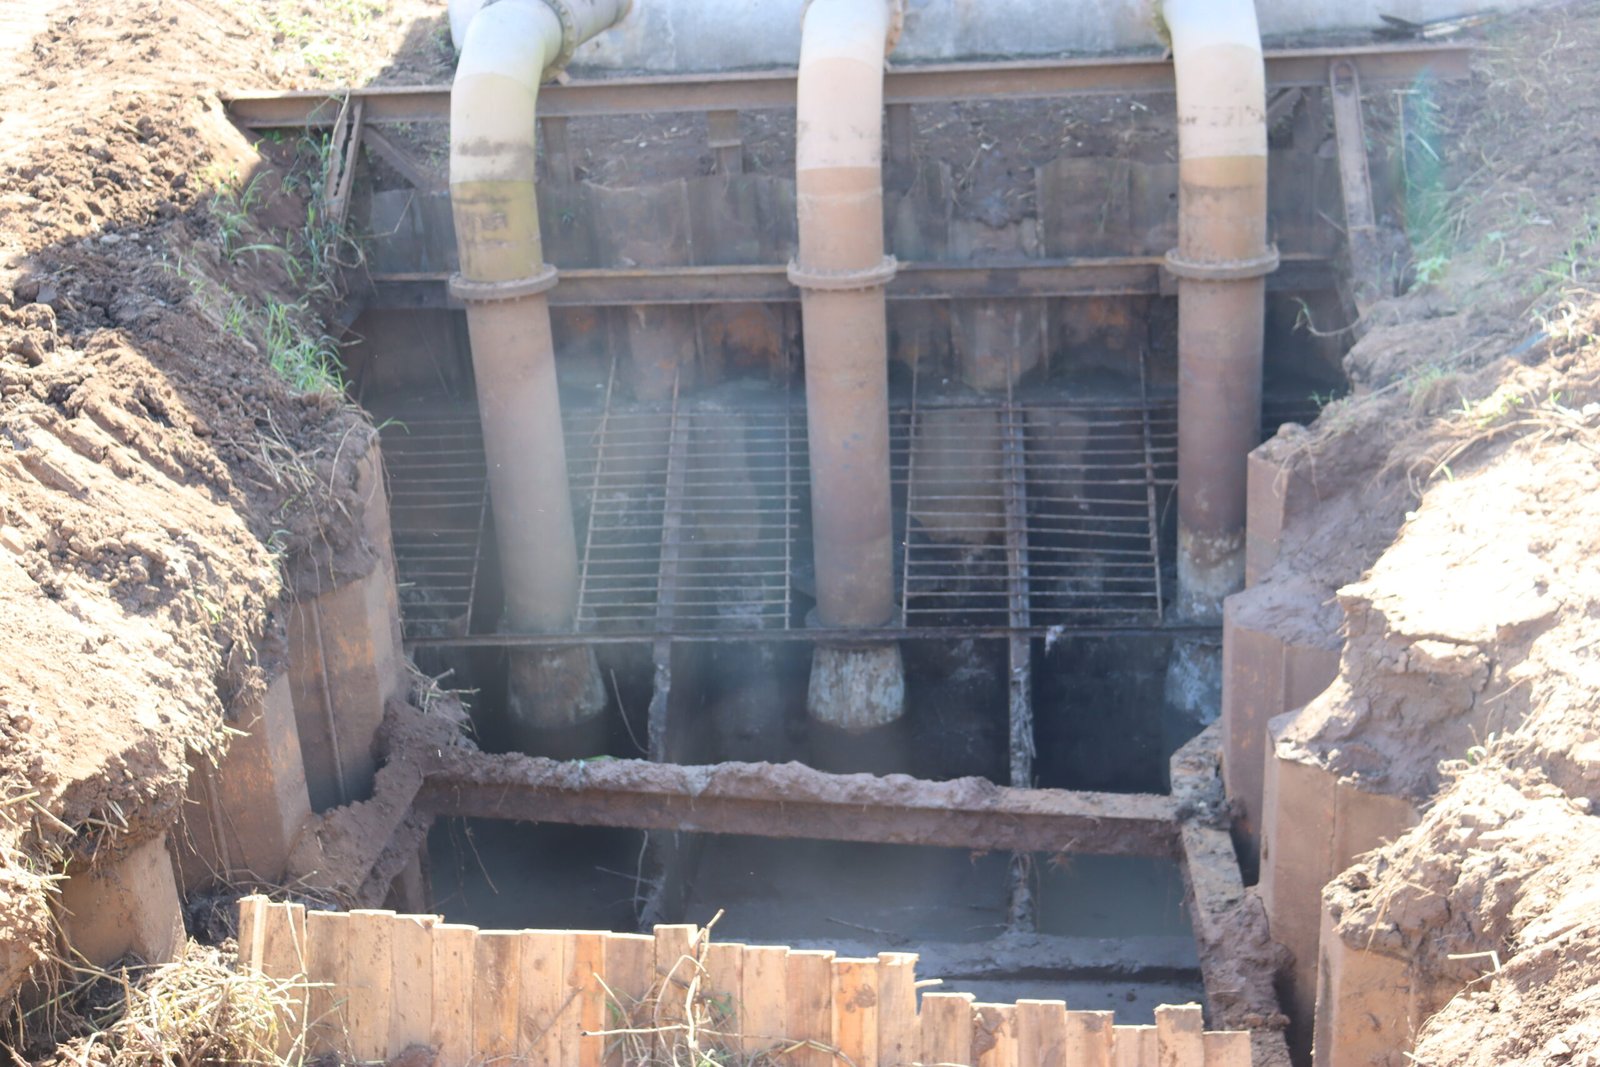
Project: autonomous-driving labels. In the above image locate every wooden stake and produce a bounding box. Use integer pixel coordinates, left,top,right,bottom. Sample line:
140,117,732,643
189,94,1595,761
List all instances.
1112,1025,1156,1067
832,958,881,1067
474,930,524,1065
703,940,745,1051
236,896,266,973
653,924,702,1057
570,932,609,1067
919,992,975,1066
1015,1000,1068,1067
388,914,436,1054
1064,1011,1115,1067
1203,1030,1253,1067
784,949,833,1067
876,952,919,1067
742,945,791,1057
1155,1004,1205,1067
601,932,656,1067
259,902,308,1060
521,930,572,1067
345,910,396,1063
430,924,477,1067
975,1004,1017,1067
304,910,352,1060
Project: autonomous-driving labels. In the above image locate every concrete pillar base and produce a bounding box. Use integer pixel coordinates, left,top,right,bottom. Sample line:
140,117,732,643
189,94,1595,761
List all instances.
506,645,608,758
807,642,907,774
1312,905,1423,1067
286,445,405,812
807,641,905,731
1175,525,1246,625
1163,633,1224,729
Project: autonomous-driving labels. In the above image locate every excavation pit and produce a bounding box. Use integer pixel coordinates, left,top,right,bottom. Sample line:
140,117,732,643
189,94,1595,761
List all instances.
428,822,1202,1022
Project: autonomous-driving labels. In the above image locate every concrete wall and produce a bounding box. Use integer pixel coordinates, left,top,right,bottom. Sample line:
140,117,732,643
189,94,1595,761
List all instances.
175,672,314,887
58,836,186,969
1257,714,1419,1061
567,0,1518,74
286,445,407,812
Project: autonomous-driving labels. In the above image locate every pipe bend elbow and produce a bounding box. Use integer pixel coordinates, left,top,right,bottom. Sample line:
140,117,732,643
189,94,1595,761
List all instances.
452,0,632,77
1161,0,1267,163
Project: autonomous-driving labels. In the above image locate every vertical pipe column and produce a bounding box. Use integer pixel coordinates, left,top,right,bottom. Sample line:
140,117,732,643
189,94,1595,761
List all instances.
1162,0,1278,625
449,0,630,756
790,0,906,744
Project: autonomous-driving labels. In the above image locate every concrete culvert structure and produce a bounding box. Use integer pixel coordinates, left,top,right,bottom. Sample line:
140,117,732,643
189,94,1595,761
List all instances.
12,3,1600,1067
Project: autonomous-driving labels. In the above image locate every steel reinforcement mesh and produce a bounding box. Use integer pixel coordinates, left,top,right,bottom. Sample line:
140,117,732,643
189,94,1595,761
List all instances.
381,390,1311,642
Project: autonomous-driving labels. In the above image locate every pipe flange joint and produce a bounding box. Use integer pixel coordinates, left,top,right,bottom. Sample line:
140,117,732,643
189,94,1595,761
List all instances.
539,0,583,76
1163,245,1281,282
800,0,905,56
449,265,560,304
787,255,898,292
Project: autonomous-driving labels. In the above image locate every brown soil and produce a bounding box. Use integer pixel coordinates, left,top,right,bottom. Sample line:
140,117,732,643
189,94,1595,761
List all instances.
1242,4,1600,1063
0,0,452,1007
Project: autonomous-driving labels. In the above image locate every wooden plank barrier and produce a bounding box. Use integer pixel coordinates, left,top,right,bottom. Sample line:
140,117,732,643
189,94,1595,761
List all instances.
236,896,1250,1067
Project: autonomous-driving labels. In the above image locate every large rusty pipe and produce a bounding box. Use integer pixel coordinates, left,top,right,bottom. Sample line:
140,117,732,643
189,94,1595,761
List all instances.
1163,0,1278,623
450,0,630,754
792,0,907,736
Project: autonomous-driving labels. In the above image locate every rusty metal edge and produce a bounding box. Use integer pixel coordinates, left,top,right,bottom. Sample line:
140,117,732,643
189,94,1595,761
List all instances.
415,752,1180,858
223,43,1471,127
404,623,1219,650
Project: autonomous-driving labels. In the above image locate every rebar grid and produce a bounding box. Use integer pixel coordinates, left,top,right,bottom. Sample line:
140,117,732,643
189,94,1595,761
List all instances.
381,410,488,640
381,386,1195,642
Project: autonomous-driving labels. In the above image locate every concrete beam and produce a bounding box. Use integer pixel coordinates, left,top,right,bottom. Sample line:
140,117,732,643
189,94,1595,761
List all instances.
222,45,1472,128
417,754,1178,858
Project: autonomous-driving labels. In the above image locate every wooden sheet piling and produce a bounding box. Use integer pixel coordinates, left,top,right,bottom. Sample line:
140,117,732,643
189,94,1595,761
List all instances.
430,923,476,1065
304,910,351,1059
388,914,435,1053
741,945,791,1057
345,910,396,1063
830,958,881,1067
1016,1000,1070,1067
920,992,976,1065
232,897,1255,1067
520,930,571,1066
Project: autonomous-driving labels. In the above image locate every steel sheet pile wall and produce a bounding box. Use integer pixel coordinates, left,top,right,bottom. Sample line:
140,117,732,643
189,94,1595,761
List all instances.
238,896,1248,1066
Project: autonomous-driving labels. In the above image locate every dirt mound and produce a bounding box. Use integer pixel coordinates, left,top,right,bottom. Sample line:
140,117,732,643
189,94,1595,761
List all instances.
0,0,444,1005
1243,4,1600,1062
1327,759,1600,1067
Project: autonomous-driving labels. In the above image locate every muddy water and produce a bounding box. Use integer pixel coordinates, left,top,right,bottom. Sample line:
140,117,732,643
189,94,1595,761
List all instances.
1034,854,1192,938
428,819,646,932
681,837,1013,943
430,824,1203,1023
681,837,1203,1022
